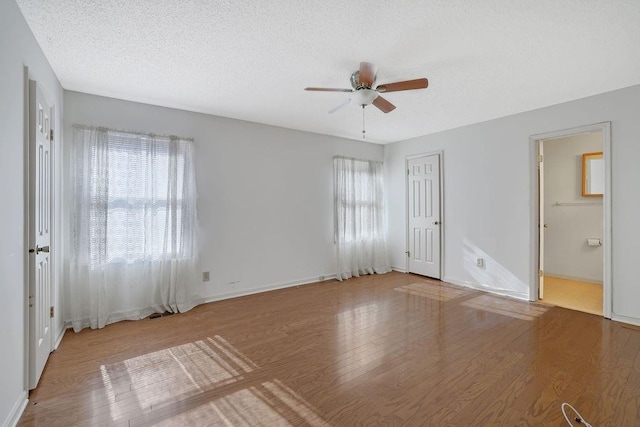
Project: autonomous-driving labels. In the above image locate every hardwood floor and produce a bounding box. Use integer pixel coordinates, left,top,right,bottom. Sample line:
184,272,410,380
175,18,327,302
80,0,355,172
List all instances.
542,276,603,316
19,272,640,426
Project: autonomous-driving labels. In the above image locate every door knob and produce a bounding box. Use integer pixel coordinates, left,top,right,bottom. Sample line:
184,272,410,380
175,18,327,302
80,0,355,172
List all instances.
29,245,50,254
433,221,440,225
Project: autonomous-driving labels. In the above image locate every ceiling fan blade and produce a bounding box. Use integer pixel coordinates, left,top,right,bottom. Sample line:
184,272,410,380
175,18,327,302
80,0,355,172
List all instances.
328,98,351,114
305,87,353,92
376,78,428,93
372,95,396,113
359,62,377,88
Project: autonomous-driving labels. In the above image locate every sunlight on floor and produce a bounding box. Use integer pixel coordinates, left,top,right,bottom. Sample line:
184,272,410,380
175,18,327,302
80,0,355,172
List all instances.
394,280,548,321
335,302,385,380
99,335,328,426
394,282,474,302
460,294,549,321
152,380,329,427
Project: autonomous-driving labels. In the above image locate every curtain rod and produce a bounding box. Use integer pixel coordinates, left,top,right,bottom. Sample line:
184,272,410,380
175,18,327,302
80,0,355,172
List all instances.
73,123,194,142
333,155,383,165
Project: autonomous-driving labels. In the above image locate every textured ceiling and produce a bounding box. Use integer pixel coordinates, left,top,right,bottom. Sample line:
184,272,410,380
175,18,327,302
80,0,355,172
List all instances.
16,0,640,144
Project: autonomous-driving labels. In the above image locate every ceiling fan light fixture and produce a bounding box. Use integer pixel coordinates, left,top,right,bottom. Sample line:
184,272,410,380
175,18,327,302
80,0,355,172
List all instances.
353,88,378,107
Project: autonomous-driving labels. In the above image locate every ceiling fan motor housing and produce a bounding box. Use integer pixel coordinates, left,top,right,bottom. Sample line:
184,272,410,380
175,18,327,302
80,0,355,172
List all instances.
350,70,376,90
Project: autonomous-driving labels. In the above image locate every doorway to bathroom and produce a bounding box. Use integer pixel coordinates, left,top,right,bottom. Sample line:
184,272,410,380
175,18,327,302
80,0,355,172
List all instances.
533,123,611,316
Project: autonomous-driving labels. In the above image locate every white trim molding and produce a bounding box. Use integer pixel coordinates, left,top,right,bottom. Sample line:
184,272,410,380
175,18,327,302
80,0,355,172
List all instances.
201,274,338,305
53,327,66,351
2,391,28,427
612,314,640,328
443,276,530,301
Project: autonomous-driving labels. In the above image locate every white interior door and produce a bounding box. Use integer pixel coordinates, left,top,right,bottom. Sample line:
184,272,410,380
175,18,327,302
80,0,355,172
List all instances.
28,80,53,389
407,154,441,279
538,142,544,299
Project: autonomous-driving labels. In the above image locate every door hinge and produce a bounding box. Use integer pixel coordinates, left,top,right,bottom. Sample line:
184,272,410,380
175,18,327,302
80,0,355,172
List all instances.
538,269,544,278
537,154,543,163
50,129,54,141
406,251,410,258
50,306,54,318
407,168,410,175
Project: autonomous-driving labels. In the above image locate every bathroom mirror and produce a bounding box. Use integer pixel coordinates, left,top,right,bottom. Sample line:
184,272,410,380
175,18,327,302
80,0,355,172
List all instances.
582,152,604,197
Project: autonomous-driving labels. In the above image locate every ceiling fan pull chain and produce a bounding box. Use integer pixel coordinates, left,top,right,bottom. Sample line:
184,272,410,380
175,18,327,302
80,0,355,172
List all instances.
362,105,366,139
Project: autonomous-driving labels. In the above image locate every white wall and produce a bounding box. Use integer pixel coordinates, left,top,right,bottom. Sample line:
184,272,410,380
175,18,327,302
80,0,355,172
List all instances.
544,133,603,283
384,84,640,325
0,1,64,425
63,91,383,308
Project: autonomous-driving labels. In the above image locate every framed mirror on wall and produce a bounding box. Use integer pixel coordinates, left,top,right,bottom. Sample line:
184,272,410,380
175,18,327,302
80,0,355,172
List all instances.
582,152,604,197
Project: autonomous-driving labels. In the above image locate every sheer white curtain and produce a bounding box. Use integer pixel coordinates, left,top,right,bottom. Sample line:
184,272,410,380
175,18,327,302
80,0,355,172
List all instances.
334,156,390,280
66,125,200,332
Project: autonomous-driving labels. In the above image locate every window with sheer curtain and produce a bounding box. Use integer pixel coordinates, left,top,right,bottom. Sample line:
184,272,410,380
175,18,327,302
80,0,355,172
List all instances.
66,125,200,332
334,156,390,280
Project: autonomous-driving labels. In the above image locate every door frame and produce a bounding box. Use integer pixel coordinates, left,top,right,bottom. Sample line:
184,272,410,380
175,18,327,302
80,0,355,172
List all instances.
405,151,444,277
529,122,611,318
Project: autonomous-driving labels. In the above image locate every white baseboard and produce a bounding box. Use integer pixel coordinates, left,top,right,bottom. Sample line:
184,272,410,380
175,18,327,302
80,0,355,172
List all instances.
611,313,640,327
201,273,337,305
545,272,603,285
60,274,337,330
2,391,28,427
53,325,67,350
442,276,530,301
391,266,407,273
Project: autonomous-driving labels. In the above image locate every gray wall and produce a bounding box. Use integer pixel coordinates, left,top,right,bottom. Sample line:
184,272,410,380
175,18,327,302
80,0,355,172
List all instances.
63,91,384,309
384,84,640,324
0,0,64,425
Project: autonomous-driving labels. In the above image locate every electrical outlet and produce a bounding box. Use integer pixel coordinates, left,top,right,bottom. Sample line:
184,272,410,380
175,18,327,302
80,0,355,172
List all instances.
202,271,210,282
476,258,484,268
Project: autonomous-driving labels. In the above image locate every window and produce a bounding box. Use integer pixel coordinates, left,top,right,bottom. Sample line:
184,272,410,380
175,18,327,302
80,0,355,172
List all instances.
333,156,390,279
68,125,199,330
72,126,197,269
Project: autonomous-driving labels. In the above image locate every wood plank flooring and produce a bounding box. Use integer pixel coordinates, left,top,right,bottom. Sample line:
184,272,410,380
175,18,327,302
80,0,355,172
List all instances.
19,272,640,426
543,276,603,316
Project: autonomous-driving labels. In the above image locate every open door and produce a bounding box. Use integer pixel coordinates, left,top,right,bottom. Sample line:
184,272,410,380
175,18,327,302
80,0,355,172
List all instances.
28,80,53,389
